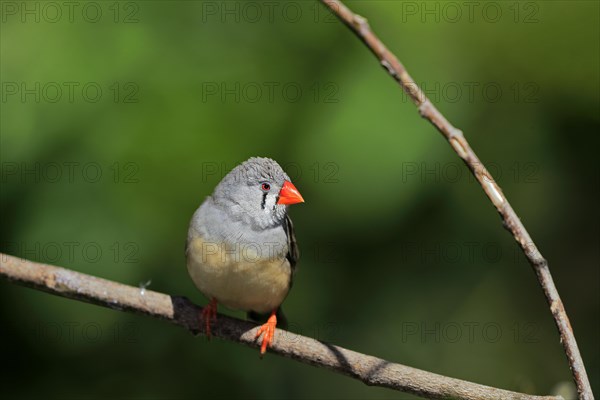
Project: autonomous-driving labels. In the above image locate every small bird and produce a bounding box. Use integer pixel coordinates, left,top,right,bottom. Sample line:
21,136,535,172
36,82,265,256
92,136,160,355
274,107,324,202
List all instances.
186,157,304,354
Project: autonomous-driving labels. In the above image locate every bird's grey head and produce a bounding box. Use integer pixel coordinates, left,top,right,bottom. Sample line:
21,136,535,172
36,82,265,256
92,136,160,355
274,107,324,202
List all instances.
212,157,304,229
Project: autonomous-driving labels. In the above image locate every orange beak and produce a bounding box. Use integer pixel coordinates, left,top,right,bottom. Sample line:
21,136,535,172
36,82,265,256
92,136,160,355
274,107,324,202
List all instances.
277,180,304,205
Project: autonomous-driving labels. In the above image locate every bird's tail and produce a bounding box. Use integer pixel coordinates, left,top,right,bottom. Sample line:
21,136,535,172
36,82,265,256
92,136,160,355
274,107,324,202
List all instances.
247,308,288,330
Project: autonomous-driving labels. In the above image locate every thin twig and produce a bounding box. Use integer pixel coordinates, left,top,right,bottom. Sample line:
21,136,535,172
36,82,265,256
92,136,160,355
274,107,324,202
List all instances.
317,1,594,399
0,253,561,400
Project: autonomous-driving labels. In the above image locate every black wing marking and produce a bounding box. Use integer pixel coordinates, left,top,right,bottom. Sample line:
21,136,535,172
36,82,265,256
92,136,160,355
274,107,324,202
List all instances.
284,213,299,270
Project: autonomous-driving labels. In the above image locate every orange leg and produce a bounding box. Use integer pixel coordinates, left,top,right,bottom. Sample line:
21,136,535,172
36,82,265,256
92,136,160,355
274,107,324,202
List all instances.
255,310,277,355
200,298,217,338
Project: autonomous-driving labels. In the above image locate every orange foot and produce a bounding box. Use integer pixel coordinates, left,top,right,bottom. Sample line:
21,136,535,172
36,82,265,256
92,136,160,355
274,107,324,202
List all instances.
255,310,277,355
200,298,217,338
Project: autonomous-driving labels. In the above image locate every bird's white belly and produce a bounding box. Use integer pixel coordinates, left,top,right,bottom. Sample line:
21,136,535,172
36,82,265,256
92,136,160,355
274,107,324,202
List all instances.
186,235,291,313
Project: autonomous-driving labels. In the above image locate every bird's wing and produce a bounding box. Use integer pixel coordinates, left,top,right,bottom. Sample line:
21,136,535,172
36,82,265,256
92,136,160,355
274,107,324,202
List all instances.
284,214,300,270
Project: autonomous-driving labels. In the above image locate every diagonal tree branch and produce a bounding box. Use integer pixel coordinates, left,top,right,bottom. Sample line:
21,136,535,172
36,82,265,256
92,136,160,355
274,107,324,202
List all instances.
317,1,594,399
1,253,562,400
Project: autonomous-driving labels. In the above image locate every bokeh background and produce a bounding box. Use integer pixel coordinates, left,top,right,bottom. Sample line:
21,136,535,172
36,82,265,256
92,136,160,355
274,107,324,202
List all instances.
1,1,598,399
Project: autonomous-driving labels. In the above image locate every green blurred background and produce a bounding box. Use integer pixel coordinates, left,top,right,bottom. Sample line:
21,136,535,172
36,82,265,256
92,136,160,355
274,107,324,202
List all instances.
1,1,598,399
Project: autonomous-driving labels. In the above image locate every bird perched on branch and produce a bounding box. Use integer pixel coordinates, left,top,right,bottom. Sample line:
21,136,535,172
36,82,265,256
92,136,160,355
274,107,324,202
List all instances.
186,157,304,355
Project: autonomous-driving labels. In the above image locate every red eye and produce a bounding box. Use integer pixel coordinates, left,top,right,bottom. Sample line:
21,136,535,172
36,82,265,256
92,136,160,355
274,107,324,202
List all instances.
261,183,271,191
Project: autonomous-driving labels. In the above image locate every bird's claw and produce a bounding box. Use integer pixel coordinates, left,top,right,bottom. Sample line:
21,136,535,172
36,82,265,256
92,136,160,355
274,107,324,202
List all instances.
255,312,277,355
200,298,218,339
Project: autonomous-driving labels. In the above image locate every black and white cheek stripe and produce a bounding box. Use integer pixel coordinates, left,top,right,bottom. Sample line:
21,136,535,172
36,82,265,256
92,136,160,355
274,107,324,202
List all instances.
261,192,267,210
